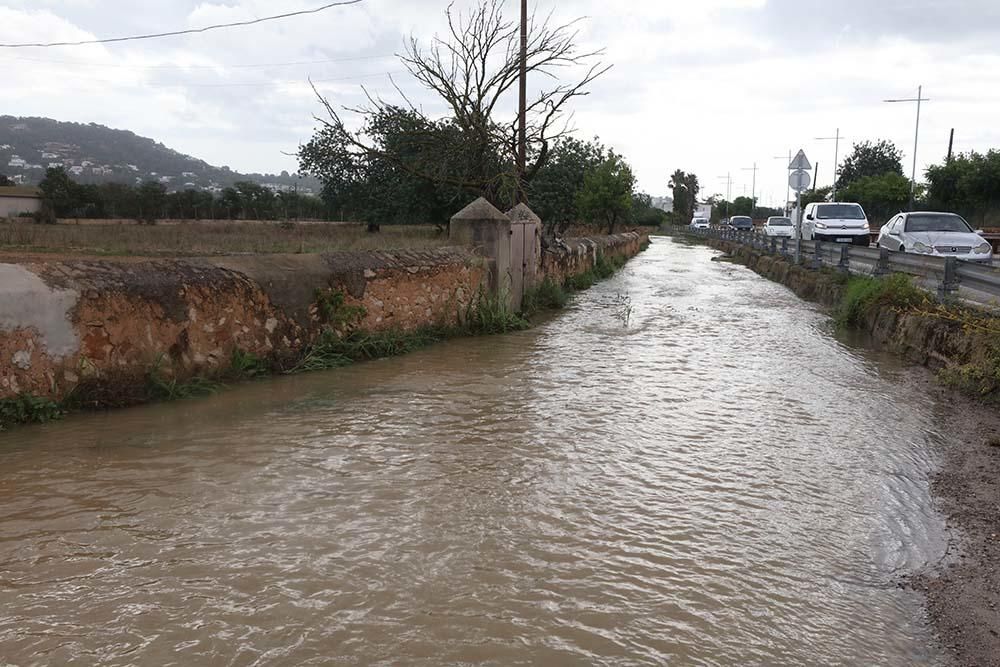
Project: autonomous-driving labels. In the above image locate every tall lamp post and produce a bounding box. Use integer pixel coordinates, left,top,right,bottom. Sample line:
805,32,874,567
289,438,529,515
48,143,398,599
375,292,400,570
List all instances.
815,128,843,200
885,85,929,211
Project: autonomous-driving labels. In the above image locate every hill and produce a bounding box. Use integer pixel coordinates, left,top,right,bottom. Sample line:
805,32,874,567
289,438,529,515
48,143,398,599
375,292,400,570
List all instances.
0,116,320,195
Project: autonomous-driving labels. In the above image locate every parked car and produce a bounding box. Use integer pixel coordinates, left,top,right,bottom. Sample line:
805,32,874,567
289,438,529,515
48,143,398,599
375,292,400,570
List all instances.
763,216,794,238
876,212,994,263
690,217,710,229
801,202,870,245
730,215,753,231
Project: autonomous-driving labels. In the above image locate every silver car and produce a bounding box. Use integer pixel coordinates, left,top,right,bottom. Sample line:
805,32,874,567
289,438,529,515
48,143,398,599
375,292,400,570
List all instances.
877,212,993,263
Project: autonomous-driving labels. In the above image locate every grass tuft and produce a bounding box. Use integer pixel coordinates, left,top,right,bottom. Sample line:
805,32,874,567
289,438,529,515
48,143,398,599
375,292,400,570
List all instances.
521,277,569,316
835,274,926,328
0,394,64,431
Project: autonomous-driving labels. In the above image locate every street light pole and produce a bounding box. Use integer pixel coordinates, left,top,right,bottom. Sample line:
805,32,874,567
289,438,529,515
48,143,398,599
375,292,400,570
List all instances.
815,129,842,200
885,85,930,211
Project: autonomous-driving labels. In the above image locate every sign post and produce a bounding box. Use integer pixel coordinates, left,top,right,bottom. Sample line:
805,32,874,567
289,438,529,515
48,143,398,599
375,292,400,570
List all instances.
788,150,812,264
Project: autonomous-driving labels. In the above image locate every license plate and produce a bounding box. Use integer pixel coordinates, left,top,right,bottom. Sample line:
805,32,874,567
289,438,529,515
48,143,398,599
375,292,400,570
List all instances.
836,237,851,243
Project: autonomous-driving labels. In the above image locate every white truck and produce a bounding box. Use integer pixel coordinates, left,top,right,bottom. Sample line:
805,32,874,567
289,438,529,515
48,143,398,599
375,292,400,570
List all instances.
694,204,713,221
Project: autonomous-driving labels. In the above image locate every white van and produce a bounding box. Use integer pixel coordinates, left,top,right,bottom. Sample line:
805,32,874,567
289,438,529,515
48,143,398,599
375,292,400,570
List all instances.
801,202,871,245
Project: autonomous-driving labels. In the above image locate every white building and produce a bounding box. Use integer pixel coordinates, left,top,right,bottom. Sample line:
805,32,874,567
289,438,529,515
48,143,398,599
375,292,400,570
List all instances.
69,166,84,176
7,157,26,168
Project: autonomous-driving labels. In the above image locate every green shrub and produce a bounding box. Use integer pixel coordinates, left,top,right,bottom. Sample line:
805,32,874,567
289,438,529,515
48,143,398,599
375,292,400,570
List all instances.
315,289,367,331
836,274,926,328
146,356,222,401
522,277,569,316
229,348,270,379
0,394,64,430
465,288,529,335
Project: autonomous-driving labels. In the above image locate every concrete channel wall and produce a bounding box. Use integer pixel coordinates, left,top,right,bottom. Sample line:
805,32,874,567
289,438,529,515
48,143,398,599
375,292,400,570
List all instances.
0,200,647,403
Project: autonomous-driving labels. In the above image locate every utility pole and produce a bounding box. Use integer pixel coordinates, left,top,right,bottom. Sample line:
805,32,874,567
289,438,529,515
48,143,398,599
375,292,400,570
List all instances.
742,163,758,215
517,0,527,202
717,173,732,218
815,128,842,200
885,85,930,211
774,150,791,214
947,128,955,162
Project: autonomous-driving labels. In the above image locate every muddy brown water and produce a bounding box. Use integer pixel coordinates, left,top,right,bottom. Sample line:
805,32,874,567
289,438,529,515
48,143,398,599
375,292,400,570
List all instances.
0,237,953,665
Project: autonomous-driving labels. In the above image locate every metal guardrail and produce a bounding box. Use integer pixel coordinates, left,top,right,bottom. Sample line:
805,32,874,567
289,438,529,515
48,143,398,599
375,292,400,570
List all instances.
688,227,1000,308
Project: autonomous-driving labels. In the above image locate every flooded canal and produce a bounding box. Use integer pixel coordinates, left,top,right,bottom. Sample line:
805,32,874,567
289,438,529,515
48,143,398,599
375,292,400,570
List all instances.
0,237,951,664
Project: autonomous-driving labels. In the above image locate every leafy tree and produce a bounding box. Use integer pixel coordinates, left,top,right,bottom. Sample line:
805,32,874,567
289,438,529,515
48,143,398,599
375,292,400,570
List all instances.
925,150,1000,226
730,196,755,216
300,106,468,227
839,172,912,225
837,140,904,190
0,174,12,187
136,181,167,223
38,167,80,218
528,137,606,236
576,153,636,234
631,192,668,226
798,186,833,208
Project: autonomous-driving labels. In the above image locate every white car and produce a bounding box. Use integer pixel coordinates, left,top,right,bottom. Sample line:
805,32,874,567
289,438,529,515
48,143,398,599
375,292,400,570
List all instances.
877,212,994,264
802,202,871,245
763,216,794,238
690,217,710,229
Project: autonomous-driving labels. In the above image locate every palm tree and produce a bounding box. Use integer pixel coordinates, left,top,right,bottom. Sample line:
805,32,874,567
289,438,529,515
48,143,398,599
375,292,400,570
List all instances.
669,169,688,219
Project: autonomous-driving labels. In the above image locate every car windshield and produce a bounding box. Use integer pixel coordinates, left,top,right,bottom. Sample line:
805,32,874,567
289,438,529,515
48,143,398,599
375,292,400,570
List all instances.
904,213,972,233
815,204,865,220
732,217,751,224
768,218,792,226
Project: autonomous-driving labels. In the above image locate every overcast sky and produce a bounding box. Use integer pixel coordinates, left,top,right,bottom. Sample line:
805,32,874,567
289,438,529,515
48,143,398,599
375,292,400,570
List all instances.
2,0,999,206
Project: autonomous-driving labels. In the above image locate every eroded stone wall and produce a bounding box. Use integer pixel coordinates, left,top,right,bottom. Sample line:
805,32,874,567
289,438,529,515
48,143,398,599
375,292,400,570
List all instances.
0,248,485,402
541,232,647,286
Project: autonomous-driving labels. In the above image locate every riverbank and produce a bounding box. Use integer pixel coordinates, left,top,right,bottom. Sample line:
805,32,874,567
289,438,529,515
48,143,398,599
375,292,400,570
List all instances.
689,233,1000,666
0,231,648,428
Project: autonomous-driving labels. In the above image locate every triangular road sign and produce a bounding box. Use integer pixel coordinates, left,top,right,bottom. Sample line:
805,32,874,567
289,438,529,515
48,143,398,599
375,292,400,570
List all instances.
789,149,812,171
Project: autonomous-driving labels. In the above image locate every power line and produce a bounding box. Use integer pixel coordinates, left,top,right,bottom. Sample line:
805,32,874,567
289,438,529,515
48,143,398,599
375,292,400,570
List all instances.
40,70,406,89
0,53,394,70
0,0,366,49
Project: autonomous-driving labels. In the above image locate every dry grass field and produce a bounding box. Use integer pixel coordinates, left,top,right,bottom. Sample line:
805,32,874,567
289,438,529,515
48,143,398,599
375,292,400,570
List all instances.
0,221,450,258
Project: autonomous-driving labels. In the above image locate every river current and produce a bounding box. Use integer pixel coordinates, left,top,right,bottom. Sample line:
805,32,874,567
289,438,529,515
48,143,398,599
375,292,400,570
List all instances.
0,237,949,665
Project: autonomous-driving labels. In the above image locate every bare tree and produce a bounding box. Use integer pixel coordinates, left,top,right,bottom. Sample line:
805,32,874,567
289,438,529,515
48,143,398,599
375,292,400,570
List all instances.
308,0,609,207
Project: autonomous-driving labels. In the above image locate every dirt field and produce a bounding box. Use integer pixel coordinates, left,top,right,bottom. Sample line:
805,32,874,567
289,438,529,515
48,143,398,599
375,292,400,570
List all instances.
0,220,449,257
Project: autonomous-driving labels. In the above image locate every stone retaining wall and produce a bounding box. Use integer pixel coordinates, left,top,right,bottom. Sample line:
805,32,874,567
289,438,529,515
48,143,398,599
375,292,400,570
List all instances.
0,248,485,402
541,232,647,286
